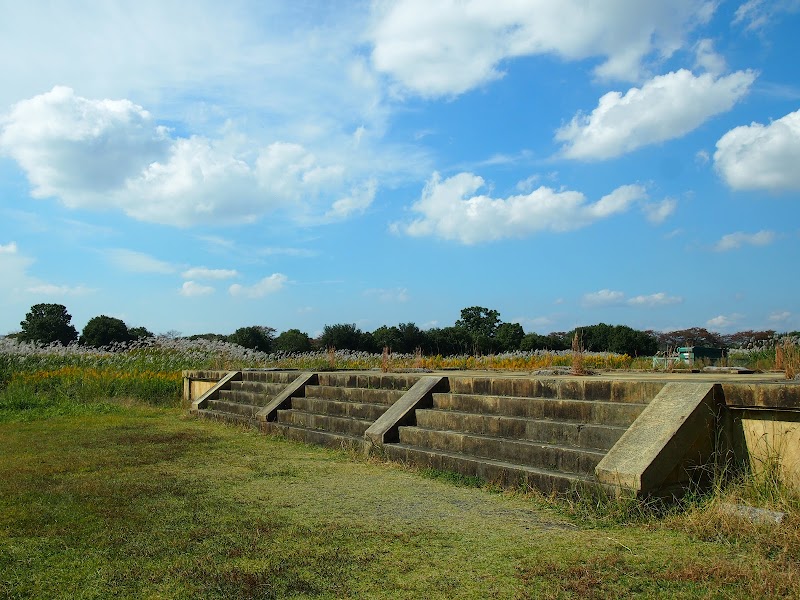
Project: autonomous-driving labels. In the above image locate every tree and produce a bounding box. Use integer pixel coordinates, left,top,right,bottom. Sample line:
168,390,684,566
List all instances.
128,326,154,340
372,325,402,352
319,323,367,351
274,329,312,353
397,322,425,354
80,315,132,347
520,333,568,351
19,303,78,345
227,326,275,352
456,306,500,354
495,322,524,352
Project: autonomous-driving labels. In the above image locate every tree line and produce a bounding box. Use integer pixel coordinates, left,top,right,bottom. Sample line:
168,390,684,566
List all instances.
9,303,795,356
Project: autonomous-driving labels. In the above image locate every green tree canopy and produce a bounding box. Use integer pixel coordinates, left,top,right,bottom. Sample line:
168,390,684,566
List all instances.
319,323,367,351
495,322,524,352
80,315,132,347
19,303,78,346
227,326,275,352
455,306,501,354
274,329,312,353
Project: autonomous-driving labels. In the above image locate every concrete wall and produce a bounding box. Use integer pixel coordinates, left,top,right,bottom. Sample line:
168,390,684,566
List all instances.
183,370,228,403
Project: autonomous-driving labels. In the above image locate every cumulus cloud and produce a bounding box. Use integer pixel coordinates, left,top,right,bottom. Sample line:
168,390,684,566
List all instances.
584,289,682,307
182,267,238,280
106,249,176,274
396,172,648,244
180,281,215,297
229,273,288,299
556,70,756,160
714,230,776,251
369,0,716,97
769,310,792,323
0,87,386,227
733,0,800,31
0,242,19,254
643,198,677,223
714,109,800,192
706,314,742,329
583,289,625,306
693,39,726,76
627,292,683,307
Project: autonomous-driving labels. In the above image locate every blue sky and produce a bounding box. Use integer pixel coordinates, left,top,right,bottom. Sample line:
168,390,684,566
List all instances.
1,0,799,338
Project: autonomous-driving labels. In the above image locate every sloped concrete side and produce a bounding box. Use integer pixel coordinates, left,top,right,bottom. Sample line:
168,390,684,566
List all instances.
595,382,718,496
190,371,242,413
255,372,318,423
364,376,448,447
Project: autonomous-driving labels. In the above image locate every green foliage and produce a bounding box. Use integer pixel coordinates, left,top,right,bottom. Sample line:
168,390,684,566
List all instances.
571,323,657,356
495,322,524,352
274,328,312,353
128,326,154,340
456,306,500,353
80,315,132,347
520,332,569,351
18,303,78,346
227,326,275,352
319,323,368,351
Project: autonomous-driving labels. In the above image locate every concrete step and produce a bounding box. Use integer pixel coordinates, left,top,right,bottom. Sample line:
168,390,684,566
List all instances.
316,372,421,390
261,421,366,453
432,393,644,427
231,380,288,396
382,443,594,494
415,409,626,451
206,399,261,418
303,384,404,405
291,397,388,421
398,427,604,476
241,370,300,384
196,409,257,428
448,377,663,403
276,410,374,437
218,389,273,406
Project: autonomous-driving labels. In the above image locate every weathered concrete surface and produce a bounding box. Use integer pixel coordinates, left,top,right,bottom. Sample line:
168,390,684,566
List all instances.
364,376,448,446
190,371,241,412
595,382,717,495
255,372,318,422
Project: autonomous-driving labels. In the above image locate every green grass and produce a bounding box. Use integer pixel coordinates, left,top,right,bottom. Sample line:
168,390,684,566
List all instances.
2,406,798,599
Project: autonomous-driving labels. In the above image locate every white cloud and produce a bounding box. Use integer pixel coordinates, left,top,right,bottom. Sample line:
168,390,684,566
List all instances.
0,242,18,254
643,198,677,223
364,287,410,303
107,249,176,274
556,70,756,160
714,109,800,192
733,0,800,31
714,230,776,251
583,289,625,306
693,39,726,76
695,149,711,165
397,172,647,244
229,273,288,299
706,314,742,329
769,310,792,323
627,293,683,307
180,281,215,297
0,87,396,227
369,0,716,97
182,267,238,280
26,284,93,296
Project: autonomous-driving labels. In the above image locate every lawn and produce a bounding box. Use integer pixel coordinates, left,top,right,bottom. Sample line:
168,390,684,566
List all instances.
2,404,798,599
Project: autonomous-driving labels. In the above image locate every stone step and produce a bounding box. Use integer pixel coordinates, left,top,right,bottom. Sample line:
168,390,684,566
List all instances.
218,389,273,406
432,393,644,427
398,427,604,475
196,409,257,428
415,409,626,451
303,384,404,405
448,377,663,403
276,410,373,437
261,421,366,453
241,370,300,384
207,399,261,418
291,397,389,421
231,380,288,396
316,372,421,390
382,443,594,494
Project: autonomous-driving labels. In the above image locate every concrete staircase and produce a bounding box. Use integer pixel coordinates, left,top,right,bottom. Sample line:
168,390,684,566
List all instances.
193,371,664,494
199,370,300,427
261,373,421,451
382,378,658,493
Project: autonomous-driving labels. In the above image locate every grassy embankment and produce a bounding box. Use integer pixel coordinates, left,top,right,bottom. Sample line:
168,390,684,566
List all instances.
1,338,799,598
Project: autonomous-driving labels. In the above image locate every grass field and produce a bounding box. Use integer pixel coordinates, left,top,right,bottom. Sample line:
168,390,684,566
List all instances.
1,403,799,599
